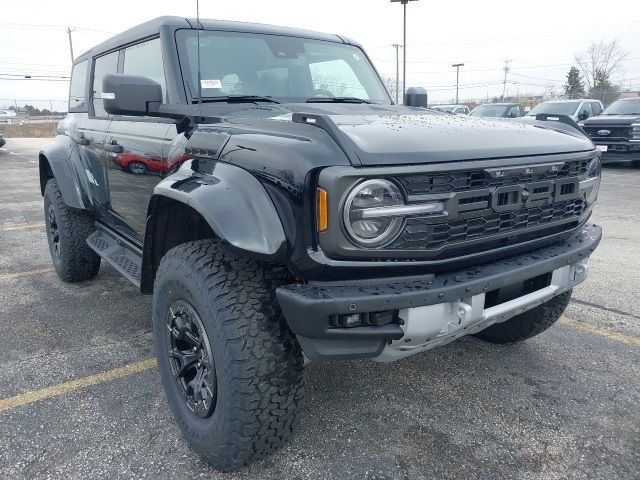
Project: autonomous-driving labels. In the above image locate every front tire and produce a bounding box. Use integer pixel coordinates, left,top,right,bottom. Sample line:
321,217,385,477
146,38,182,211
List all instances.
152,240,304,470
43,178,101,282
127,161,147,175
474,290,571,343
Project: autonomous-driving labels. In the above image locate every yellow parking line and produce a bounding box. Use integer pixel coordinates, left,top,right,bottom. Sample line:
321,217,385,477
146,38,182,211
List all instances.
0,267,54,281
0,317,636,415
0,358,157,413
560,316,640,348
1,223,44,232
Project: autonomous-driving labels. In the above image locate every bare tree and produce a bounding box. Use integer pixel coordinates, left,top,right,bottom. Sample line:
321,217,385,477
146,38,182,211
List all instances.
574,39,628,91
381,76,399,104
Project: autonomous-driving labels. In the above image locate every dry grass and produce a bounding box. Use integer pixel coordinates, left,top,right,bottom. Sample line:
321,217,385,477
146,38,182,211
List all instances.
0,122,57,138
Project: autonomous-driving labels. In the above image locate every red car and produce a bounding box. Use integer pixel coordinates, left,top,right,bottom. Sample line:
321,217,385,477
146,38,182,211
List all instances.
115,152,190,175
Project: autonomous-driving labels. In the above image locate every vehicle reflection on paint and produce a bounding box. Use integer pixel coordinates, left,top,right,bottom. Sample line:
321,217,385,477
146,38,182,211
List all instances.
114,152,191,176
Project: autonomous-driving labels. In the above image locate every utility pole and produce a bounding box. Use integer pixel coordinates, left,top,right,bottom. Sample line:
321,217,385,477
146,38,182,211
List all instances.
452,63,464,104
66,27,75,64
502,59,511,100
392,44,402,104
391,0,418,103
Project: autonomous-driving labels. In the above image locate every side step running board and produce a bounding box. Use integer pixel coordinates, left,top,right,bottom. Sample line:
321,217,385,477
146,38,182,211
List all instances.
87,226,142,288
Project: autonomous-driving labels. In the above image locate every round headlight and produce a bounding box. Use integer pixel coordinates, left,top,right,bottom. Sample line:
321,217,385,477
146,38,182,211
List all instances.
587,156,601,178
343,179,405,247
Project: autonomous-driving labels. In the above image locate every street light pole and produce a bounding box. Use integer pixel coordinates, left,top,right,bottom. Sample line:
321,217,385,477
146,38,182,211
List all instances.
66,27,75,64
391,0,418,103
392,44,402,104
452,63,464,104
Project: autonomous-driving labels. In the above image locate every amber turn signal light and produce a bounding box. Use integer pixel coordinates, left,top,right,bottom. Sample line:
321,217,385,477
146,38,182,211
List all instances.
316,188,328,232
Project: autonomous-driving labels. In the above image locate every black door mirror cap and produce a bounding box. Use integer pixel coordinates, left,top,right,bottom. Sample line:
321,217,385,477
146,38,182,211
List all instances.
404,87,428,108
102,74,163,116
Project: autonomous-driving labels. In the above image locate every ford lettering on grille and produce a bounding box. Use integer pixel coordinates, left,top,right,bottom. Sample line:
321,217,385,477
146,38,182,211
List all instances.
446,177,580,219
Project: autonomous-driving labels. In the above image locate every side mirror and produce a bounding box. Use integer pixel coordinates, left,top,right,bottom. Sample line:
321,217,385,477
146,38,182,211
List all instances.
404,87,428,108
102,74,162,116
578,111,589,121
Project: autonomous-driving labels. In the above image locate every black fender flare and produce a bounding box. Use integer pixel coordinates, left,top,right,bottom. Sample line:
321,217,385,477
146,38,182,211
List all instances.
39,135,106,209
150,161,287,256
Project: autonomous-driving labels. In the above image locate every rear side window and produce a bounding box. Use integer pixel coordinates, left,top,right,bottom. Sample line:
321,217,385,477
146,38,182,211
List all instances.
68,60,88,112
91,51,119,117
122,38,167,101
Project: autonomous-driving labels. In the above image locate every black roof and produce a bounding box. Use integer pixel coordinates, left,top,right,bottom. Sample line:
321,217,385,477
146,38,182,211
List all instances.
76,16,349,62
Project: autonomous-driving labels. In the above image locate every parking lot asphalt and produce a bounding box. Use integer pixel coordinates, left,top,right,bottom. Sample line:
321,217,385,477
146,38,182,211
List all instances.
0,138,638,480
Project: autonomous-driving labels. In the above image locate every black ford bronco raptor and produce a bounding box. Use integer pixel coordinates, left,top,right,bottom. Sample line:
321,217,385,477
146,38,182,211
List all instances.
40,16,602,470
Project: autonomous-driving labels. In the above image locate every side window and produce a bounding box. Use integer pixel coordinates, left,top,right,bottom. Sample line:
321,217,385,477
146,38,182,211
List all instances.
91,51,119,117
581,101,593,118
68,60,88,112
507,106,520,117
591,102,602,115
309,59,369,99
122,38,167,101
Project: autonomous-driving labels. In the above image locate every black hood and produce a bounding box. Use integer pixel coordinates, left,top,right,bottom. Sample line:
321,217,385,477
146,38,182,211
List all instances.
582,114,640,126
201,103,595,166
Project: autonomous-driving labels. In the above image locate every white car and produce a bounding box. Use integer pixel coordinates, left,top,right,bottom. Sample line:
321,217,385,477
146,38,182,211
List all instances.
430,104,470,115
526,99,603,122
0,110,17,123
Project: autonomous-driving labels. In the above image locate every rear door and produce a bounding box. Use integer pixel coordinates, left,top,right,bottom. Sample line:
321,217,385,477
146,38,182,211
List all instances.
104,37,172,240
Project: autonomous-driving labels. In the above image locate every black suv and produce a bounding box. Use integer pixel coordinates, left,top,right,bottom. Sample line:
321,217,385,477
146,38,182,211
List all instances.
39,16,602,470
581,98,640,165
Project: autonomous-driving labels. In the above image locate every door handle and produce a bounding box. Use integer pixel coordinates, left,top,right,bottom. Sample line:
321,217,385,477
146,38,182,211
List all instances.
105,140,123,153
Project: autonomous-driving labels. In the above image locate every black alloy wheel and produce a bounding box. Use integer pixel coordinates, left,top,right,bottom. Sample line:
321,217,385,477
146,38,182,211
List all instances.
47,204,61,258
166,299,216,418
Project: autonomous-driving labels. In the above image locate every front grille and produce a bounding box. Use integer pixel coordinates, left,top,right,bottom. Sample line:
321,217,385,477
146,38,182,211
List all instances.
389,198,585,254
397,159,589,196
583,126,629,140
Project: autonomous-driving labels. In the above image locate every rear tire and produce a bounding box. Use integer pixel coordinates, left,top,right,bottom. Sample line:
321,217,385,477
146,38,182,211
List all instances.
473,290,571,343
152,239,304,470
43,178,101,282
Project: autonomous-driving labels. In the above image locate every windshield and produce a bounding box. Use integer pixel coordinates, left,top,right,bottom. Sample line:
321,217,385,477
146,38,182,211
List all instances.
469,104,508,117
528,101,580,116
176,30,390,104
602,99,640,115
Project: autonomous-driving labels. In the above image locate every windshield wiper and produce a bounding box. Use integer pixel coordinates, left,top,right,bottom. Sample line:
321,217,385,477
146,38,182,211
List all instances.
199,95,280,104
306,96,374,104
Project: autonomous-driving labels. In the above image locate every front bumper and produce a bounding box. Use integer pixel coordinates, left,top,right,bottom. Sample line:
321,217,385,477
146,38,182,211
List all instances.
593,143,640,163
277,224,601,362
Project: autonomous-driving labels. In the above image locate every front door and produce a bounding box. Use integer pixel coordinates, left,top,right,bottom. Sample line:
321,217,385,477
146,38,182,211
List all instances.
102,36,173,241
105,119,172,238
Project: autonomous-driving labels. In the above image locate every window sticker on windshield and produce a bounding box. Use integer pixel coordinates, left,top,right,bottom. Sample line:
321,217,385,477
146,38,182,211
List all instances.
353,53,361,61
200,79,222,89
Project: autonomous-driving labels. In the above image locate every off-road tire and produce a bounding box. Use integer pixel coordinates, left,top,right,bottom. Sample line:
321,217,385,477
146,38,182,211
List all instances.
43,178,101,282
473,290,572,343
152,239,304,471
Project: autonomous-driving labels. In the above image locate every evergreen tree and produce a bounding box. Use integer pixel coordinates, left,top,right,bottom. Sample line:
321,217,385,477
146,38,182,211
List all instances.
564,67,585,99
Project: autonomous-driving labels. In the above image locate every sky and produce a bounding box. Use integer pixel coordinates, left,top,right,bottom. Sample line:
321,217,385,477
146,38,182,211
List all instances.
1,0,639,110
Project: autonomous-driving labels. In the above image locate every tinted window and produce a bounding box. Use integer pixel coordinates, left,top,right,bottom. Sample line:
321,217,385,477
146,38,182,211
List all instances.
69,60,88,112
590,102,602,115
123,38,166,101
91,51,119,117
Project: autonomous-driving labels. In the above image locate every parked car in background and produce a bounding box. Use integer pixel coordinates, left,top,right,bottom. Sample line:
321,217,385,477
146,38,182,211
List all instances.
526,99,603,122
469,103,525,118
430,104,470,115
0,110,17,123
580,98,640,165
0,134,5,149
